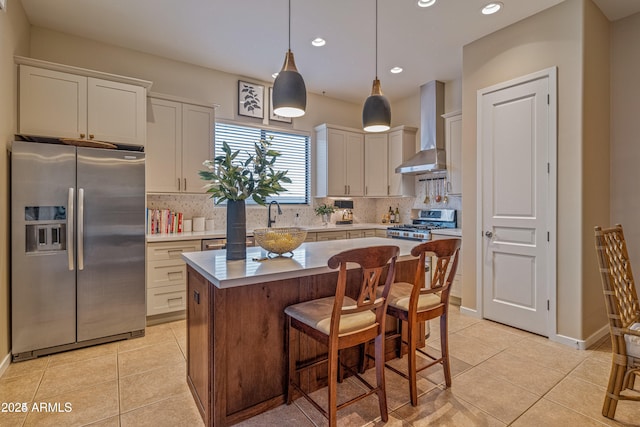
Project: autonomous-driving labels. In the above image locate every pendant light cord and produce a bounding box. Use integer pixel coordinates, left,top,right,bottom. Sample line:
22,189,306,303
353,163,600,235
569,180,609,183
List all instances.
288,0,291,51
375,0,378,80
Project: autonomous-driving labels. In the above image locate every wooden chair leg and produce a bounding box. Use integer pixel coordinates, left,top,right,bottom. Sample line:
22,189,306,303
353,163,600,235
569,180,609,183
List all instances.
358,342,368,374
395,319,404,358
374,333,389,422
286,316,295,405
407,319,418,406
603,361,625,418
328,345,339,427
440,313,452,387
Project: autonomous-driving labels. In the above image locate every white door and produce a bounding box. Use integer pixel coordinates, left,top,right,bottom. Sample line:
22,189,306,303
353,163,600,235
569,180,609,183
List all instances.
480,73,554,336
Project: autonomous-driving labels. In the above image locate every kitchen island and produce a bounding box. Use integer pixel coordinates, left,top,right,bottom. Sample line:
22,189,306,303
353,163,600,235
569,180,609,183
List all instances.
182,237,420,426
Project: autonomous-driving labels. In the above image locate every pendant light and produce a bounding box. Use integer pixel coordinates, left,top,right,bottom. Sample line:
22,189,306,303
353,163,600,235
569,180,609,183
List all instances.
362,0,391,132
272,0,307,118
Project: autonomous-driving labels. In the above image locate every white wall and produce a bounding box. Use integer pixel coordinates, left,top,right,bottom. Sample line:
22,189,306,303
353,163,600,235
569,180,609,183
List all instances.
611,12,640,261
0,0,31,368
29,27,463,230
461,0,611,341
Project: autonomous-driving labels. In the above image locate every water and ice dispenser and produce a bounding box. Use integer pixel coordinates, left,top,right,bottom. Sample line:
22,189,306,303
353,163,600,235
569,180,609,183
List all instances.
24,206,66,253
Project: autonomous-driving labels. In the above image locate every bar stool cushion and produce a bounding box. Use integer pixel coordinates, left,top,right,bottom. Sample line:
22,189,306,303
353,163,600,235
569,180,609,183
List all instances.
379,281,441,312
285,296,377,336
625,323,640,358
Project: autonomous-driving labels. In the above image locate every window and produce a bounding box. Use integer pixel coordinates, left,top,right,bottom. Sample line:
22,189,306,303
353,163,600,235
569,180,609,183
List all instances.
214,122,310,204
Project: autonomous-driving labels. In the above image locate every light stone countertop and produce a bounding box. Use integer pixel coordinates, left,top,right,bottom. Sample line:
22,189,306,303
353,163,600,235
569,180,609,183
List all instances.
181,237,418,289
146,222,391,243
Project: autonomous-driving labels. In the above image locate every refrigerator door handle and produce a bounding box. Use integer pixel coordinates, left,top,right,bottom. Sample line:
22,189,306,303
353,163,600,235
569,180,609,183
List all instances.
78,188,85,271
68,187,75,271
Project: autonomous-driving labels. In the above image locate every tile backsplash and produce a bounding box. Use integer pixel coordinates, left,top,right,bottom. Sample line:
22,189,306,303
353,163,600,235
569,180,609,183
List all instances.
147,176,462,232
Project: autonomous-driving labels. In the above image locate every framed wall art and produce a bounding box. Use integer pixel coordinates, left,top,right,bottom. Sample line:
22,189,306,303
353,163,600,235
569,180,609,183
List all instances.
238,80,264,119
269,87,292,123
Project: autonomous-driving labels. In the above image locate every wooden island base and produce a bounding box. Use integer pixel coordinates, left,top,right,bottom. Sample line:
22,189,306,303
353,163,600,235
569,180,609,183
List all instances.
186,258,421,426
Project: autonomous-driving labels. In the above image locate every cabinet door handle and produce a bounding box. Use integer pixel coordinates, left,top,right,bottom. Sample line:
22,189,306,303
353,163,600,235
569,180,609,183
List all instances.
79,133,86,139
193,290,200,304
89,134,94,140
365,186,367,195
348,185,350,195
184,178,187,191
178,178,181,191
447,181,452,192
388,185,390,195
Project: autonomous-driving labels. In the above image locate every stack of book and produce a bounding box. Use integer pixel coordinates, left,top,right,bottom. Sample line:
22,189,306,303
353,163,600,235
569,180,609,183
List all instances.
147,209,184,234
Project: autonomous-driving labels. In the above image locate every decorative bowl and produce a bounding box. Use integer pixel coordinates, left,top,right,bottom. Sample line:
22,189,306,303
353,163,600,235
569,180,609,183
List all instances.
253,227,308,257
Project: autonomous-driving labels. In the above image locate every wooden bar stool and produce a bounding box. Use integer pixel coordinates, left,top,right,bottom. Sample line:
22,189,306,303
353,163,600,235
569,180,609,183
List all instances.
379,238,460,406
284,245,400,427
594,225,640,419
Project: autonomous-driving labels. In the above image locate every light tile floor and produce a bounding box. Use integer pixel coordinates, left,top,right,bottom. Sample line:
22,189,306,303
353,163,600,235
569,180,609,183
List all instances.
0,306,638,426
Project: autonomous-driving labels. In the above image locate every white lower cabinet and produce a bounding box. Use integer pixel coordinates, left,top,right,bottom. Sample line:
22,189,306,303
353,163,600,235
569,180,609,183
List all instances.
315,229,377,241
146,240,201,316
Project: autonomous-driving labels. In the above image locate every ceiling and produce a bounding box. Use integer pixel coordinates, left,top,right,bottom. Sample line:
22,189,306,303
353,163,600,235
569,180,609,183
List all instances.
20,0,640,104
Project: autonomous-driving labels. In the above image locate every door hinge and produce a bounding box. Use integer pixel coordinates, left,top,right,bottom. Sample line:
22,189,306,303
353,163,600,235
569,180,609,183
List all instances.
547,300,550,311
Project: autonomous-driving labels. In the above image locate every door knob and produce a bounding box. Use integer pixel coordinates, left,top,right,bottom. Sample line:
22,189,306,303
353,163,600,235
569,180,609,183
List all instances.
485,231,493,238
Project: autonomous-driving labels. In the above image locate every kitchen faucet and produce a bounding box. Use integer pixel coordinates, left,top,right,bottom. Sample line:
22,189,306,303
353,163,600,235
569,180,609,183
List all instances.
267,201,282,228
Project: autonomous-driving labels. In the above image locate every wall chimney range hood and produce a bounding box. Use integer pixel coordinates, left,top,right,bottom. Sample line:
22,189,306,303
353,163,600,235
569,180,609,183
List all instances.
395,80,446,175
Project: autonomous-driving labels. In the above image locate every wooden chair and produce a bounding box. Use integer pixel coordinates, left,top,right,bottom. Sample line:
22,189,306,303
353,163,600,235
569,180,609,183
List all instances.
380,238,461,406
284,245,400,427
594,225,640,419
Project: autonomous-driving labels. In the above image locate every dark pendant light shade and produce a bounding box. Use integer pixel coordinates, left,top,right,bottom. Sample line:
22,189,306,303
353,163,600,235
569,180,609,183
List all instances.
362,0,391,132
273,50,307,118
272,0,307,118
363,79,391,132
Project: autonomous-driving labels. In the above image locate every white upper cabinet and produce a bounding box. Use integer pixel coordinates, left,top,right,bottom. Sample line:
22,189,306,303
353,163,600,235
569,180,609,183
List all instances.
17,57,150,146
316,124,364,197
87,78,146,145
364,133,388,197
387,126,417,197
146,95,214,193
317,124,416,198
443,111,462,195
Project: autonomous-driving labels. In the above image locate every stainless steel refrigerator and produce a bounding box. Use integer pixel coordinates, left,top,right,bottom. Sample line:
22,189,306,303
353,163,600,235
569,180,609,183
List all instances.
11,141,146,361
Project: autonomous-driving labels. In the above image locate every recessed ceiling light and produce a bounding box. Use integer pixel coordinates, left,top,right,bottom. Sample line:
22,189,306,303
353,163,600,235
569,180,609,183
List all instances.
417,0,436,7
390,67,403,74
311,37,326,47
482,2,503,15
272,72,279,79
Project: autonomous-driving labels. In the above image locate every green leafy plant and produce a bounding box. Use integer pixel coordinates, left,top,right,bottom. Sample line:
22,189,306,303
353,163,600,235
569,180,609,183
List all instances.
314,204,337,216
199,138,291,205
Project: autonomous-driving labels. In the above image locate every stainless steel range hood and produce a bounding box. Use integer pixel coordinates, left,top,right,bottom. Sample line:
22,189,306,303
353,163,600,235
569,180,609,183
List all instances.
395,80,446,175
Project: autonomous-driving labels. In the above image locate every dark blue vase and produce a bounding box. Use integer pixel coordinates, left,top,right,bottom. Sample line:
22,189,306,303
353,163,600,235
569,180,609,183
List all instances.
226,199,246,260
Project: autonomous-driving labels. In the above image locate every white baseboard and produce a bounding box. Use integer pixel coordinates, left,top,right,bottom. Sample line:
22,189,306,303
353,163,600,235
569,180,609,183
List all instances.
550,324,609,350
459,305,481,318
0,351,11,377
